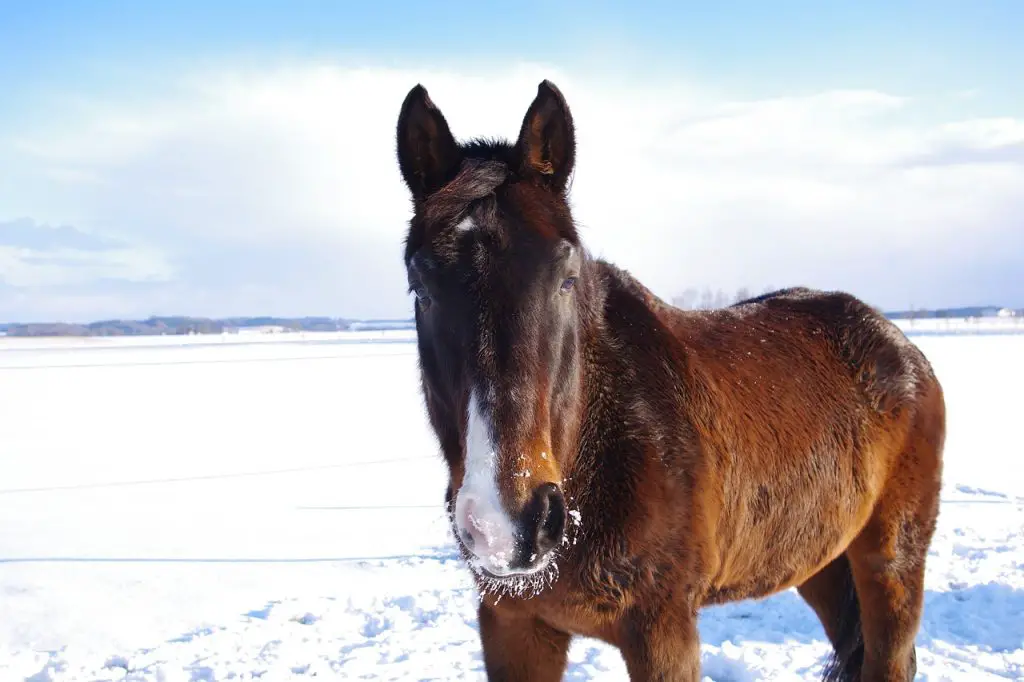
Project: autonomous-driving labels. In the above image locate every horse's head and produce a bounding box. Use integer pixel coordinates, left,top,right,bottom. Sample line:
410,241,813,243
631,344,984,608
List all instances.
397,81,587,585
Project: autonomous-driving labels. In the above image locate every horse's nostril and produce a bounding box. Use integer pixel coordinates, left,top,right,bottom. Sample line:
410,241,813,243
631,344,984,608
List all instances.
525,482,566,560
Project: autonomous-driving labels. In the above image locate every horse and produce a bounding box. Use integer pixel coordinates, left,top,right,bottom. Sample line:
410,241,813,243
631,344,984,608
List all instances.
394,79,945,682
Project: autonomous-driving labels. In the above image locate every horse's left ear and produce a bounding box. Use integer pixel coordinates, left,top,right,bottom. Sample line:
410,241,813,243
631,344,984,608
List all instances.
515,80,576,192
396,84,461,201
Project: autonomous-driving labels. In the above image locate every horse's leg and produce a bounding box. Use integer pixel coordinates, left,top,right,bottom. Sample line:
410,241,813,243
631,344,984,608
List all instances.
477,601,571,682
620,607,701,682
797,553,865,681
844,505,933,682
798,553,856,645
843,410,943,682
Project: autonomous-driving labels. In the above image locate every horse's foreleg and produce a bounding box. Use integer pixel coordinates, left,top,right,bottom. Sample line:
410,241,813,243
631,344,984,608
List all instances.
620,606,701,682
478,601,571,682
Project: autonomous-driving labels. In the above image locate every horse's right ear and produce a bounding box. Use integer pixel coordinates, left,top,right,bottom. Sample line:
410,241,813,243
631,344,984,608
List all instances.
396,85,461,201
515,80,575,193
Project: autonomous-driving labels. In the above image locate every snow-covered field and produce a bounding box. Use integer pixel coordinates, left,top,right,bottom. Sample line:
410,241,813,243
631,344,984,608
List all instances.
1,324,1022,681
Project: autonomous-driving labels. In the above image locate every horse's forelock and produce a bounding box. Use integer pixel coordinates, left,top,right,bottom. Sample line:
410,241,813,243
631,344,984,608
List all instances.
423,159,508,227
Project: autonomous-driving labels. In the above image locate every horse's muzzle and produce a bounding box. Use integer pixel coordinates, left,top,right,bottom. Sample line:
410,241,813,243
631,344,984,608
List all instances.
455,481,566,577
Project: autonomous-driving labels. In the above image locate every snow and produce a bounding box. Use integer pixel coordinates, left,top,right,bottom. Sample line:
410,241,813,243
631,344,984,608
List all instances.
1,323,1022,681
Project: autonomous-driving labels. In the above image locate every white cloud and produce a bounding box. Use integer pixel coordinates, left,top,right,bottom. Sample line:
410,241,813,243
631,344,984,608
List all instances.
0,245,172,288
1,60,1022,321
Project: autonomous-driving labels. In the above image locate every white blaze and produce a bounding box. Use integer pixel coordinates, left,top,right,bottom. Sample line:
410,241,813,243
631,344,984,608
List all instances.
454,389,520,575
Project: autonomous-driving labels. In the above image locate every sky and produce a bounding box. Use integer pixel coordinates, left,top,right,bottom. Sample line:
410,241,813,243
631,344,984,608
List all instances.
1,1,1023,323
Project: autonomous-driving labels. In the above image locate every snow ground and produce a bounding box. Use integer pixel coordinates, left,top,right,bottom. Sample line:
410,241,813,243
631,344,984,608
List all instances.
1,328,1022,681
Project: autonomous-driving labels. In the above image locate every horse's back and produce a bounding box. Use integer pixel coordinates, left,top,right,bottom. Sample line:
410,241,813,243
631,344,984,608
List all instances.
674,286,936,422
731,286,934,415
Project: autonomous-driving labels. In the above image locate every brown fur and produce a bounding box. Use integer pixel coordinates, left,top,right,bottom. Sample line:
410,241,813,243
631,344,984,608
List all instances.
396,80,945,681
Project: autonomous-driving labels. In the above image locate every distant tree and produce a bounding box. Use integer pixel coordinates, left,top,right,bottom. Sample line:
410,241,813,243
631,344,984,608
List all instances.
734,287,751,304
700,287,715,310
672,287,700,310
713,289,731,309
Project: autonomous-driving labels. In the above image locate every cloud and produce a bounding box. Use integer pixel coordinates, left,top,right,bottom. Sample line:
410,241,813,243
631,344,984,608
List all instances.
0,217,124,251
0,219,172,320
1,60,1022,322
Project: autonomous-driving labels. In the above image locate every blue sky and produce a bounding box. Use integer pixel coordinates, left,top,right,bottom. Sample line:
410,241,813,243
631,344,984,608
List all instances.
5,2,1023,104
2,1,1023,321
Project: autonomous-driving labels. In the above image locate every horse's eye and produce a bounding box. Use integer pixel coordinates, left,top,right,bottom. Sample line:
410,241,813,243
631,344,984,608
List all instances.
412,285,432,307
560,277,577,293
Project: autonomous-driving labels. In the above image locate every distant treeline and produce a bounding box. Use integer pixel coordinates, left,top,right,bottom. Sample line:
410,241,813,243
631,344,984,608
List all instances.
670,286,1019,320
0,316,354,337
884,306,1018,320
1,302,1019,338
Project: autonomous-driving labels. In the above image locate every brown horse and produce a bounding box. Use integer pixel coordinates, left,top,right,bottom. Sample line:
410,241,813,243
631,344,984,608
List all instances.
395,80,945,682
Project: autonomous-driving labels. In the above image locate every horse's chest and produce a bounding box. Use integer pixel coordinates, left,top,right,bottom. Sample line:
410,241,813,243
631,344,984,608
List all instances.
548,553,676,634
537,599,619,643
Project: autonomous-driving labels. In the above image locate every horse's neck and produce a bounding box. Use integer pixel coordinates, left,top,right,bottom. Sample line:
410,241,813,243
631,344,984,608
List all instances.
578,258,692,444
571,260,652,454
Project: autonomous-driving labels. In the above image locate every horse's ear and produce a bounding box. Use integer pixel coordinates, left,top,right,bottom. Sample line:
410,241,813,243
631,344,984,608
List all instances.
396,84,461,201
515,80,576,192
